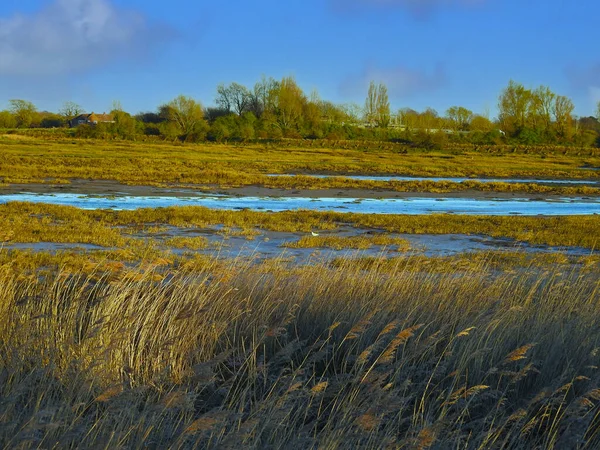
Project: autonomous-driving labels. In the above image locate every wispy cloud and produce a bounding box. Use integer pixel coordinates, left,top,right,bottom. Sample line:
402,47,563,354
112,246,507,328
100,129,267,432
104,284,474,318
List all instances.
0,0,175,76
566,63,600,109
341,63,446,99
330,0,486,17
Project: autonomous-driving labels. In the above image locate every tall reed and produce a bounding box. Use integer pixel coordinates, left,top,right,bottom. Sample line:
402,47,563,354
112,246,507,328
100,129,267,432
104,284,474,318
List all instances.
0,254,599,448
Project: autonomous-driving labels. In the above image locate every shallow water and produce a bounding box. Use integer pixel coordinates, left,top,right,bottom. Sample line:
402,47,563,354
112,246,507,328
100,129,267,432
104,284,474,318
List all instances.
4,228,592,261
269,174,600,185
1,192,599,216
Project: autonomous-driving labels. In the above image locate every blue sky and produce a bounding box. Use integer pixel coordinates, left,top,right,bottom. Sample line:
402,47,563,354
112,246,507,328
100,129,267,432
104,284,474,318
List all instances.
0,0,598,118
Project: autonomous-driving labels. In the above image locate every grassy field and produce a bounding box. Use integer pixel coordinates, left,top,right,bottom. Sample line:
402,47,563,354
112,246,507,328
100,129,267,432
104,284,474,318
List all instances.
1,251,600,448
1,136,599,193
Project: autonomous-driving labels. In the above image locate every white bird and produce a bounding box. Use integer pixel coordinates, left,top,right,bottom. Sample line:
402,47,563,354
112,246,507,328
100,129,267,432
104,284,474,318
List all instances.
311,231,319,237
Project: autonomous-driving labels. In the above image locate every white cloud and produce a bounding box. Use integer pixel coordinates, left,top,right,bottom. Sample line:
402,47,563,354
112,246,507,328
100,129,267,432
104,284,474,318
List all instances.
341,63,446,98
0,0,173,76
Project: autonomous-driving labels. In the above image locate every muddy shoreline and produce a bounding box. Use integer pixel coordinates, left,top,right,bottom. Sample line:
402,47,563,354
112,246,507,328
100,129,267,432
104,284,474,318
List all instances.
2,179,598,201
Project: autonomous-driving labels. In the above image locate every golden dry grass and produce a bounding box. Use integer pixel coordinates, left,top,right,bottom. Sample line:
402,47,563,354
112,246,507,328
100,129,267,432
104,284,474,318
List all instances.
282,234,410,251
0,137,598,193
0,252,600,448
2,202,599,249
164,236,210,250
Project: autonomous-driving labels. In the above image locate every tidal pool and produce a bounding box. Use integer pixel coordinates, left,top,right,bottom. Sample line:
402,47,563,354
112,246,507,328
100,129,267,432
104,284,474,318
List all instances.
1,192,600,215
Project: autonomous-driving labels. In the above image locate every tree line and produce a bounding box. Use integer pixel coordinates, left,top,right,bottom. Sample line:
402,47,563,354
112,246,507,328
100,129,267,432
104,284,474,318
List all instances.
1,77,599,147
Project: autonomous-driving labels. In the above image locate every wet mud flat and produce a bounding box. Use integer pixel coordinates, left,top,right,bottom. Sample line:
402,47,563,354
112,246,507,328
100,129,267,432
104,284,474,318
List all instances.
2,178,600,200
4,225,594,263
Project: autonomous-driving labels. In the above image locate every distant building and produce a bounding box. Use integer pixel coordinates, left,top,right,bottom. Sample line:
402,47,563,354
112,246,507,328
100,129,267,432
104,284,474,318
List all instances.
69,112,114,127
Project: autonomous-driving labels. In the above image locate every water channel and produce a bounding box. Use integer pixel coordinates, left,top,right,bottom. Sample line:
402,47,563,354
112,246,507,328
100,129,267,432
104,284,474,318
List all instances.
1,192,599,216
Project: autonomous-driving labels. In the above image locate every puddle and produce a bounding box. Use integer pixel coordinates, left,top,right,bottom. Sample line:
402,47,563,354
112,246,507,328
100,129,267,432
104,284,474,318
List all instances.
268,174,600,185
1,192,599,215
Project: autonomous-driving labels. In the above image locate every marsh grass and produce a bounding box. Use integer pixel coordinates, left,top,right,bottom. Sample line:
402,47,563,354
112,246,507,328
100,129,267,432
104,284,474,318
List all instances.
1,252,600,448
263,175,600,195
217,226,261,240
283,234,411,251
331,251,600,273
164,236,210,250
2,202,600,249
0,137,598,190
0,246,597,278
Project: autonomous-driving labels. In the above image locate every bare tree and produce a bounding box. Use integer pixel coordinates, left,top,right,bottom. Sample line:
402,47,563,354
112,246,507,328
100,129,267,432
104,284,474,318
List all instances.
216,83,253,116
320,101,353,125
229,83,252,116
365,81,390,127
59,101,84,121
376,83,390,128
215,84,232,113
365,81,378,126
249,76,280,118
340,103,362,124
